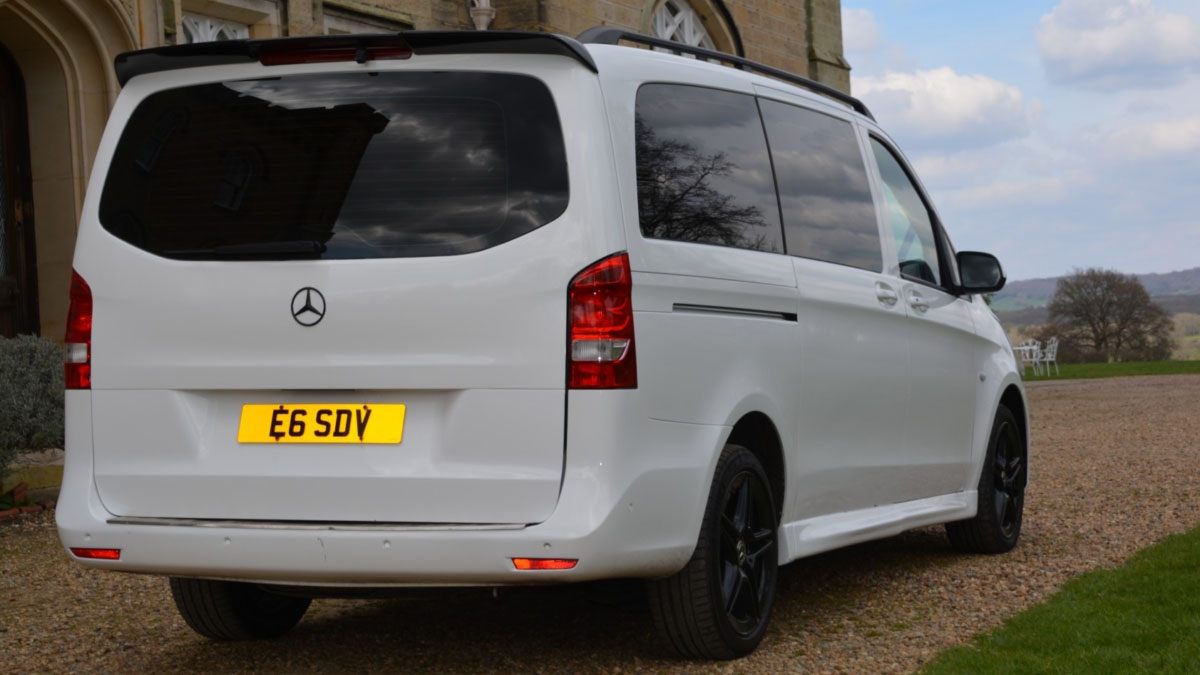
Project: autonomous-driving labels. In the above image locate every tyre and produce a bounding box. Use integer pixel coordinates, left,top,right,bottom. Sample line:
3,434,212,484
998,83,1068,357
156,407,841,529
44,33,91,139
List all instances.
649,444,779,659
169,577,311,640
946,404,1025,554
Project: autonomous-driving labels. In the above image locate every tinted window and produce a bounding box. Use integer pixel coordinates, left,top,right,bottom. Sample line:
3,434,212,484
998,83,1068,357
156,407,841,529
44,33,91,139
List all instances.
759,99,881,271
635,84,783,253
870,137,943,287
99,72,568,260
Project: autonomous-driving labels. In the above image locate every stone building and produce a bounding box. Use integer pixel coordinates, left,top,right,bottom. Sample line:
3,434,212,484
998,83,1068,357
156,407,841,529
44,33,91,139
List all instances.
0,0,848,339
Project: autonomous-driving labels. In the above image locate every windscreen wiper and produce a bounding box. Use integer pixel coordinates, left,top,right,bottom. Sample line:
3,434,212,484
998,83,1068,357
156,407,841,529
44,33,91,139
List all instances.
163,240,328,259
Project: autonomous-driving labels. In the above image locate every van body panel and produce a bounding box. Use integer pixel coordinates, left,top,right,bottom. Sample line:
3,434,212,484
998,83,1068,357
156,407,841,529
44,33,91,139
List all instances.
895,282,980,495
90,388,564,522
633,269,800,427
787,258,918,520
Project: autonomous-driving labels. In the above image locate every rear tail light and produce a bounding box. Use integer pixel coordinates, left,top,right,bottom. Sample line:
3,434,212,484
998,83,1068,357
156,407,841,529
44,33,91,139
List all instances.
64,269,92,390
512,558,578,571
568,253,637,389
70,548,120,560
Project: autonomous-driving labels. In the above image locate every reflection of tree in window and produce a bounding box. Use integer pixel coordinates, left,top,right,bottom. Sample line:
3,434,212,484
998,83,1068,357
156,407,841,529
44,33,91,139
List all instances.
636,118,771,250
634,84,782,253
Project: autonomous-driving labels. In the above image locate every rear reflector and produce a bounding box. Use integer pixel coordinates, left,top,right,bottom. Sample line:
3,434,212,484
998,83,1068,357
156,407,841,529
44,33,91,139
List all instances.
70,548,121,560
64,269,92,390
568,253,637,389
512,558,578,571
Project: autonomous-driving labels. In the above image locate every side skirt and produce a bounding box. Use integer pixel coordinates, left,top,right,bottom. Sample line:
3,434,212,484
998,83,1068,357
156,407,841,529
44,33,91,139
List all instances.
777,492,977,563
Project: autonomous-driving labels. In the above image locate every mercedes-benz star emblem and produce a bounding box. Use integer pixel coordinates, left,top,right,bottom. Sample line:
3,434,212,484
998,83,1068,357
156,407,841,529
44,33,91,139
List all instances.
291,287,326,327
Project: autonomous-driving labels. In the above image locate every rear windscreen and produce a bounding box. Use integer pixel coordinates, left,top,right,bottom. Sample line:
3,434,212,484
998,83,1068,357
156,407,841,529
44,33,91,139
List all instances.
99,72,569,260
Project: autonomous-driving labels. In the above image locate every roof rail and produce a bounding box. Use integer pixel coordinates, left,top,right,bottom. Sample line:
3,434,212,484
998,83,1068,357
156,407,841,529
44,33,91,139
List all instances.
576,26,873,120
114,31,598,86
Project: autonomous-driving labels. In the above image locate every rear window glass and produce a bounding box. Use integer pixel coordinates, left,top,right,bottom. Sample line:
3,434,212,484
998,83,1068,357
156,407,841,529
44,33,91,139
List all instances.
634,84,784,254
99,72,569,260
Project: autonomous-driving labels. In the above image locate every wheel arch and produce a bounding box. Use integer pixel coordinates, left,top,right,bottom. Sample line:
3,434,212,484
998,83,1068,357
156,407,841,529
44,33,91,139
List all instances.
725,411,785,522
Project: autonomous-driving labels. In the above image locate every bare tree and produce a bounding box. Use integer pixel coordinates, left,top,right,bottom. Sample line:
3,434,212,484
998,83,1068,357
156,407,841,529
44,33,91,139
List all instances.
1045,268,1174,362
634,118,772,251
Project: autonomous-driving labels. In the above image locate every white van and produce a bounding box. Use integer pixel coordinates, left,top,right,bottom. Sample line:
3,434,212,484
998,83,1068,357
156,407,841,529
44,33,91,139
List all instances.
57,29,1027,659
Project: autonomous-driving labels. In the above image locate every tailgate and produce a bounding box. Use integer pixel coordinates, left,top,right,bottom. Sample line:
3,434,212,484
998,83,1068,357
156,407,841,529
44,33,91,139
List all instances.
78,63,608,524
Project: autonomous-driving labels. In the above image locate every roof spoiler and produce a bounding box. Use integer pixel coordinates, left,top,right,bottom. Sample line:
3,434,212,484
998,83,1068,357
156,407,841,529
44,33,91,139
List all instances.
114,31,598,86
577,26,873,120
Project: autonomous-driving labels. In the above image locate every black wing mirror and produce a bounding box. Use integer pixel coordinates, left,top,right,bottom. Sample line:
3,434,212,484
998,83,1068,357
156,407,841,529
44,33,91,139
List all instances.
956,251,1006,295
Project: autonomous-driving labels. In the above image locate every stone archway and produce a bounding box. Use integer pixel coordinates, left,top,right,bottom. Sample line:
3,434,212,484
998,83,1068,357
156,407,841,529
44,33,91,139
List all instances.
0,0,135,337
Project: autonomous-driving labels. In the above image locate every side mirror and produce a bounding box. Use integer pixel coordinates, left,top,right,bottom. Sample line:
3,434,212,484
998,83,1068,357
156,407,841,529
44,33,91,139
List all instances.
956,251,1006,294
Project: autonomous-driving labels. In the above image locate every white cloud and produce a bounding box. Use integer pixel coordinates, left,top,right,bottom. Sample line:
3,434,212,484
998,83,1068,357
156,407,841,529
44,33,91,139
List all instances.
1037,0,1200,89
853,68,1033,149
1106,114,1200,160
940,177,1076,209
912,150,1005,189
843,8,883,54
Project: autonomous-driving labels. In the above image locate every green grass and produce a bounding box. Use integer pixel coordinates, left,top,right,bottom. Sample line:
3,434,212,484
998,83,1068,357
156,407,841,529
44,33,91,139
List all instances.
921,527,1200,674
1022,360,1200,381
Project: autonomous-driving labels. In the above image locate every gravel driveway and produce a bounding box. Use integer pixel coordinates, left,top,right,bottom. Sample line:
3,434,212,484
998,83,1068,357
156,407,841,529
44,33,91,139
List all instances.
3,375,1198,673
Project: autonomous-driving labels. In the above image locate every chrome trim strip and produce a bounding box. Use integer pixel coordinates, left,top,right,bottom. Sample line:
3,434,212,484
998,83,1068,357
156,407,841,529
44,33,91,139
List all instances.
107,517,526,532
672,303,797,322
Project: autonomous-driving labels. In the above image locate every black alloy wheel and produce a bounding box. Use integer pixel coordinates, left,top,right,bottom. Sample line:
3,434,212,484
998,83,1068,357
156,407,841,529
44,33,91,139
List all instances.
991,414,1024,540
946,404,1025,554
717,470,777,637
650,444,779,659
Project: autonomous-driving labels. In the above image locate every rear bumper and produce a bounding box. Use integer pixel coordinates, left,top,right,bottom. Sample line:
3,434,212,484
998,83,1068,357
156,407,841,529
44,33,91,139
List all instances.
56,391,724,585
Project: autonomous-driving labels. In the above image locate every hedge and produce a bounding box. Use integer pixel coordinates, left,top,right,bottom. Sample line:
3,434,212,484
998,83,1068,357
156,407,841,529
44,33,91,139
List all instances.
0,335,65,479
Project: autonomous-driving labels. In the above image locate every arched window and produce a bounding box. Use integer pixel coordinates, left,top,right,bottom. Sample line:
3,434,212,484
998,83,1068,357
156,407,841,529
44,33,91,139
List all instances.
652,0,716,50
180,12,250,43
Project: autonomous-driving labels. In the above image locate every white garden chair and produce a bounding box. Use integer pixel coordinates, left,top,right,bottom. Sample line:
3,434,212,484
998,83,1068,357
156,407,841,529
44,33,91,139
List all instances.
1038,336,1059,376
1015,339,1041,376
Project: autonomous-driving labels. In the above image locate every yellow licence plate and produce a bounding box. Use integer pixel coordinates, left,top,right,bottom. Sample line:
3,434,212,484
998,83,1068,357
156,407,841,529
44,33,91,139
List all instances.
237,404,406,444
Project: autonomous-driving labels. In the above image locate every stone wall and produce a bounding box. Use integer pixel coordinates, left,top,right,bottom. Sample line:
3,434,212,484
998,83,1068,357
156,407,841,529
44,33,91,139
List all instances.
804,0,850,92
501,0,849,93
320,0,472,31
120,1,848,90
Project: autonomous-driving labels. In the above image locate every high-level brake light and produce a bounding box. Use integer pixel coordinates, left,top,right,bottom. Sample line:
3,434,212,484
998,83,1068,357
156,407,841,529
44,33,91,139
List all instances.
568,253,637,389
65,269,92,390
257,38,412,66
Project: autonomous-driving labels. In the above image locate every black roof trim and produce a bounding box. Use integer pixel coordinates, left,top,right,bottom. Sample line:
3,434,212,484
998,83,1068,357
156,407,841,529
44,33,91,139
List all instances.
576,26,873,120
114,31,598,86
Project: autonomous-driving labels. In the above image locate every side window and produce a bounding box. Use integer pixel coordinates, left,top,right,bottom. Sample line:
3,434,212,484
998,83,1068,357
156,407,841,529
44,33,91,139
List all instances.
759,99,881,271
870,137,943,287
635,84,784,253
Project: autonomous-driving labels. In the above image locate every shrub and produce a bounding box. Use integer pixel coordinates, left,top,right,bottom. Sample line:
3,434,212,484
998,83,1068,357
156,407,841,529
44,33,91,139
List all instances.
0,335,65,478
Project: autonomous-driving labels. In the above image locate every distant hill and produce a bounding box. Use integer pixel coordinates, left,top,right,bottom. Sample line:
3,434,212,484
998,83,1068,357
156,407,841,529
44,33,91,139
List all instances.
994,292,1200,328
992,267,1200,311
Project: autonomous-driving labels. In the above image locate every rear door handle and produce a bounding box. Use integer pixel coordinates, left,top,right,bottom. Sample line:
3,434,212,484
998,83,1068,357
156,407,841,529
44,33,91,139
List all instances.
908,289,929,313
875,282,898,307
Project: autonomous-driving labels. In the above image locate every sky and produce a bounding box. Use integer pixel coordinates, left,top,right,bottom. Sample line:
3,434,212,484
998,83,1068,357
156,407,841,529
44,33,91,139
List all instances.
841,0,1200,281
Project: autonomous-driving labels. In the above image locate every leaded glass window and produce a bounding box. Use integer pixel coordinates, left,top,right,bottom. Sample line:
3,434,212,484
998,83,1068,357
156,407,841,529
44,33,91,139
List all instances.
180,13,250,43
652,0,716,50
